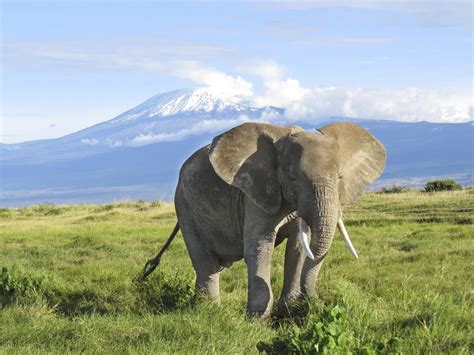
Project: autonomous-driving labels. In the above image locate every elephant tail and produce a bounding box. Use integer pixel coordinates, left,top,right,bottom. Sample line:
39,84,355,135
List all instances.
142,222,180,279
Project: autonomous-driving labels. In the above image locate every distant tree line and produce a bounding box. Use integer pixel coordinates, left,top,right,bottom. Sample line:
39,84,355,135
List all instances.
379,179,464,194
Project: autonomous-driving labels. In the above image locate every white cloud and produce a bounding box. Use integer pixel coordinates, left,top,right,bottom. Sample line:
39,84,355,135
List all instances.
241,60,309,108
338,87,472,122
131,116,253,145
167,61,253,99
243,60,473,123
81,137,125,147
241,60,285,80
81,138,99,146
104,138,123,148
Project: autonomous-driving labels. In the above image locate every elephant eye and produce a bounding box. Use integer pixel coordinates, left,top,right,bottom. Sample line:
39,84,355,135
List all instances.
280,167,298,182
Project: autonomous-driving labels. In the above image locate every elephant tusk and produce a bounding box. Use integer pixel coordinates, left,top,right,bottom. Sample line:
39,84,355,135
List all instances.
298,218,315,260
337,218,358,258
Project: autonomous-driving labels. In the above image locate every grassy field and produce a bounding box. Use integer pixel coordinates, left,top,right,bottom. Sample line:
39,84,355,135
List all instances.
0,190,473,353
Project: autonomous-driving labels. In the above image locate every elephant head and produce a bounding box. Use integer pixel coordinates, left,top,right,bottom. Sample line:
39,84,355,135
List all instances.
209,122,385,295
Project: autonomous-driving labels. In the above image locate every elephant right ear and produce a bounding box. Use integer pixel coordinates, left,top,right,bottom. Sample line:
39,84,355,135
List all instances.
320,122,386,206
209,122,302,215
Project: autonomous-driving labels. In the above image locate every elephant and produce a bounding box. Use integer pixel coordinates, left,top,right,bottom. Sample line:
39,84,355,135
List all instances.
143,121,386,317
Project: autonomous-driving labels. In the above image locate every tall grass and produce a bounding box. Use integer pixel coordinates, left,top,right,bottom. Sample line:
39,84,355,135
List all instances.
0,191,472,353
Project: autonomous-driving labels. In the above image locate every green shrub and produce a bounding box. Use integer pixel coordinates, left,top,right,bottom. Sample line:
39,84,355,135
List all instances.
258,305,354,354
359,337,402,355
134,269,195,313
424,179,462,192
0,208,13,218
0,266,47,306
257,305,402,354
380,185,410,194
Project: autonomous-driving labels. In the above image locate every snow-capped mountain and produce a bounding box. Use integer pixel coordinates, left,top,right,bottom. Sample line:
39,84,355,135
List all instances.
0,88,281,163
74,87,278,149
111,87,252,122
1,87,472,207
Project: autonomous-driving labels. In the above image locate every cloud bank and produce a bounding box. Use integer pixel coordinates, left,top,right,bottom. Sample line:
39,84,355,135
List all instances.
243,60,472,123
131,116,252,145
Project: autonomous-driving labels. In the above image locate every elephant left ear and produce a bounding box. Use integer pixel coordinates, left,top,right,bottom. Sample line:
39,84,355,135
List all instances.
209,122,303,215
320,122,386,206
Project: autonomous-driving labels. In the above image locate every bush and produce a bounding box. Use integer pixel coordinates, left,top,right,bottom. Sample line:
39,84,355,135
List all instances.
380,185,410,194
424,179,462,192
258,305,354,354
257,305,402,354
0,266,47,307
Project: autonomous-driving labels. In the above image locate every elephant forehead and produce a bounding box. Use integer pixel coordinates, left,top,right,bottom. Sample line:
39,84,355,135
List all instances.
292,133,340,172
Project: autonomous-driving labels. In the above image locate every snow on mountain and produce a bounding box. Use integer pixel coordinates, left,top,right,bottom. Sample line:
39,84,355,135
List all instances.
111,87,252,122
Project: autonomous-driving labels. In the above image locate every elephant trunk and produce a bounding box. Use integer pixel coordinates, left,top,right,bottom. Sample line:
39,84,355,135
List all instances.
300,184,339,296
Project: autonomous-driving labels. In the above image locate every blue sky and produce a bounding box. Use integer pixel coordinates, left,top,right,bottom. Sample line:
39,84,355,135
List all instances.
1,0,472,143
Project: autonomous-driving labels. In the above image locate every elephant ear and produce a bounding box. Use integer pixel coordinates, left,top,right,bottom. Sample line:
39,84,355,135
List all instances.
209,122,303,215
320,122,386,206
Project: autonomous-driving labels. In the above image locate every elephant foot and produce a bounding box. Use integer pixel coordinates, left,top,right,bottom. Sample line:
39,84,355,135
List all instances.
195,288,221,304
275,294,308,319
247,308,272,319
195,271,221,303
247,298,273,319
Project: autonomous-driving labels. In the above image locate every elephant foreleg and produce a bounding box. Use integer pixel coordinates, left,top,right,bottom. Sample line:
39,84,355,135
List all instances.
276,220,306,315
244,235,275,317
243,201,278,318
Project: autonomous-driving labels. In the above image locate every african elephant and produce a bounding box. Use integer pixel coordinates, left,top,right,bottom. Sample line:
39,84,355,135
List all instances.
143,122,386,317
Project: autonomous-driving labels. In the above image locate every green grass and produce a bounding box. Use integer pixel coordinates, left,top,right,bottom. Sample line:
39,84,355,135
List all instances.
0,191,473,353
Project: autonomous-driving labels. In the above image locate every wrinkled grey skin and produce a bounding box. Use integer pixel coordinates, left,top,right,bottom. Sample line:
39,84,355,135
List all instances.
174,122,385,317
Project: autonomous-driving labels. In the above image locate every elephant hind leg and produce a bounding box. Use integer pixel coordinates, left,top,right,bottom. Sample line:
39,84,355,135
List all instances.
180,225,221,302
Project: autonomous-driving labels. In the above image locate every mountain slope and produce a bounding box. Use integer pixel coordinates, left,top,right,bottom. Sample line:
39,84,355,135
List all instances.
1,88,472,206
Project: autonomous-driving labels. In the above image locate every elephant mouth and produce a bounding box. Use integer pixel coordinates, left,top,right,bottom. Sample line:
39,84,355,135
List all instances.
297,217,358,260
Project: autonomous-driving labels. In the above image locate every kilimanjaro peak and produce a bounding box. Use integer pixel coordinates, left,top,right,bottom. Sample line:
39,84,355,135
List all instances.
111,87,255,123
0,87,282,163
